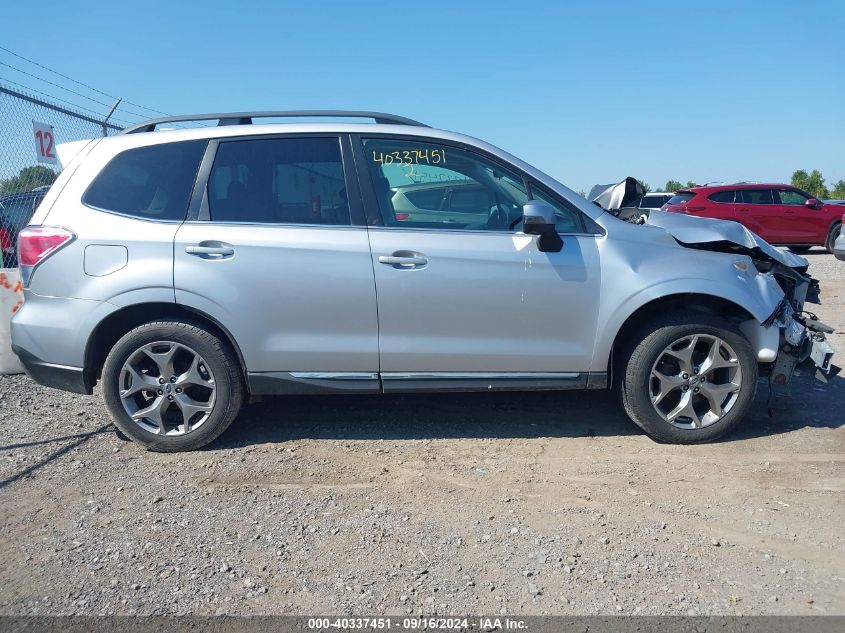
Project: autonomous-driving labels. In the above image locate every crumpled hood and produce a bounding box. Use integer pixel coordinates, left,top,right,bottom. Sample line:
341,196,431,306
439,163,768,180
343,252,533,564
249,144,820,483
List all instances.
645,210,809,269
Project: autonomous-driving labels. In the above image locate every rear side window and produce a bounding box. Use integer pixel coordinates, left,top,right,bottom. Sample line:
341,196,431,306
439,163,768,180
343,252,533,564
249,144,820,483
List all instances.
640,195,668,208
404,187,446,210
207,137,349,225
708,190,735,203
666,193,695,205
84,141,205,220
739,189,774,205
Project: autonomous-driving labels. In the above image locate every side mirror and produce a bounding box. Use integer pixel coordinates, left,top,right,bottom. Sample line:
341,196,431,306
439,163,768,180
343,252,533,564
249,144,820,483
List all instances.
806,198,823,209
521,200,563,253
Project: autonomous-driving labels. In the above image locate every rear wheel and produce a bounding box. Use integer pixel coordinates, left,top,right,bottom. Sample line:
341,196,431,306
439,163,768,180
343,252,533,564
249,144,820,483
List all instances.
825,222,841,253
102,321,244,452
619,312,758,444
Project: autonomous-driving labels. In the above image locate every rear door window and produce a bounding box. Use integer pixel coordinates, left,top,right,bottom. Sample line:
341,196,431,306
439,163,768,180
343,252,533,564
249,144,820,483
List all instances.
739,189,775,205
207,137,350,225
83,141,205,220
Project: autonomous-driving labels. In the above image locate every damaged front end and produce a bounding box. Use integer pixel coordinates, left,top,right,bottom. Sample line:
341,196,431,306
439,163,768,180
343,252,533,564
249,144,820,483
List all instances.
762,283,835,386
641,210,837,386
590,180,837,386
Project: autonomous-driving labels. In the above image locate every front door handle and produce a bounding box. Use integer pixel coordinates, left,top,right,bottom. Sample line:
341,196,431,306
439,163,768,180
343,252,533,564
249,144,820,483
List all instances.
186,242,235,259
378,251,428,269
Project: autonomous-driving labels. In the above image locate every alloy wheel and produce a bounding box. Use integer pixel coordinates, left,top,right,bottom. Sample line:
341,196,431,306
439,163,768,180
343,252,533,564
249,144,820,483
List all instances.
118,341,216,436
649,334,742,429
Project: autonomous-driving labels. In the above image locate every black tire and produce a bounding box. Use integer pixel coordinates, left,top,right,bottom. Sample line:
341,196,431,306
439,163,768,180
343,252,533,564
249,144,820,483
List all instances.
787,245,812,253
102,321,244,452
825,222,841,253
618,312,758,444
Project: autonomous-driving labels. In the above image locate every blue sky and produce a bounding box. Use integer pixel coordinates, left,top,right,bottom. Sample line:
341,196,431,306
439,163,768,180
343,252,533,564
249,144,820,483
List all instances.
3,0,843,192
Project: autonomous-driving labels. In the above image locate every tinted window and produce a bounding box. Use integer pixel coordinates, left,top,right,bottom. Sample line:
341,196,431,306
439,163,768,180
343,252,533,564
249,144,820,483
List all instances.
447,185,493,212
667,193,695,205
739,189,774,205
208,137,349,225
708,190,735,203
775,189,809,205
640,195,668,208
363,138,582,233
0,198,35,229
84,141,205,220
404,187,446,210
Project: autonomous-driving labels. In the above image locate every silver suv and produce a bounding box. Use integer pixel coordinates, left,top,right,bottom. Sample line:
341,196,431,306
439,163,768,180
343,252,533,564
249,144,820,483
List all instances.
11,111,835,451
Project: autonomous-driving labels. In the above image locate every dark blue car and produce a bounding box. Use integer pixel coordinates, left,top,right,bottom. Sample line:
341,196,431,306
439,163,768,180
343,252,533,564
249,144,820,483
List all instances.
0,186,50,267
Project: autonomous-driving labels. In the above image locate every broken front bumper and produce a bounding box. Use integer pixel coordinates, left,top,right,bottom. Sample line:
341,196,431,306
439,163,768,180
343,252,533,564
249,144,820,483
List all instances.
770,308,836,385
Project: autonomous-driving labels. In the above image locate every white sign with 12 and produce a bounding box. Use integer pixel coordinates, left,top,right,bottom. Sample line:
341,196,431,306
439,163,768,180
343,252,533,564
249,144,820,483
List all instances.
32,120,58,165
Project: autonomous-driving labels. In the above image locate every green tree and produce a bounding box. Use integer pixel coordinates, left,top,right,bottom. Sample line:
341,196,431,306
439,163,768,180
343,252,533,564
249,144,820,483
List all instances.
828,179,845,199
0,165,57,195
640,181,651,193
791,169,829,199
664,180,684,192
685,180,697,188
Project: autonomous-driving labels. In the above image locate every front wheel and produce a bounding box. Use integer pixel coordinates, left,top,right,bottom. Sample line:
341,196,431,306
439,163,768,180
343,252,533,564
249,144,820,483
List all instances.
102,321,244,452
619,312,758,444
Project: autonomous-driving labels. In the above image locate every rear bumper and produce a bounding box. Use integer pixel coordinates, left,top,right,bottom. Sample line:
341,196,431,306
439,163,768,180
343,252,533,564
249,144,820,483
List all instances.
12,345,92,394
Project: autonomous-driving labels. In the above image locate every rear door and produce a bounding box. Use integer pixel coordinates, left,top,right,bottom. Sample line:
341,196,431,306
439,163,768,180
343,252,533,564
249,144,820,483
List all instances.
734,189,780,242
173,135,379,390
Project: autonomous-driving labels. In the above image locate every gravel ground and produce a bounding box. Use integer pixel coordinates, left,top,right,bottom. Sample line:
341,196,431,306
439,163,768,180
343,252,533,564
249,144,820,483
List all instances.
0,251,842,616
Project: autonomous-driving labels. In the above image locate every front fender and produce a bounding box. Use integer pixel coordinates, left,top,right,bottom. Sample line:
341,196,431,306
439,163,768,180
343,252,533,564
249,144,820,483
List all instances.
591,271,785,373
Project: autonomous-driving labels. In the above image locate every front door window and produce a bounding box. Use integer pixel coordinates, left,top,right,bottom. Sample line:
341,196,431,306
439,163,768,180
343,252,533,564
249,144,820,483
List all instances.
362,138,582,233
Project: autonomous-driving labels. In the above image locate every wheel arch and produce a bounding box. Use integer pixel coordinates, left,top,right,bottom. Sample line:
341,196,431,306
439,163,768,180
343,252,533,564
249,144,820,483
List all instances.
84,302,249,387
604,293,758,387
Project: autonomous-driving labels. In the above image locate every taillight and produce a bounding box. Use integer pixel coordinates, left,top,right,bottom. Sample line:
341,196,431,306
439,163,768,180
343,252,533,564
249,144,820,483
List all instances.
395,213,410,221
17,226,74,286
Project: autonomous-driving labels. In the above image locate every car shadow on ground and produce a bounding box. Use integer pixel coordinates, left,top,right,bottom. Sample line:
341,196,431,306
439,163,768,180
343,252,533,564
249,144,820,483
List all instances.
207,371,845,449
0,423,112,490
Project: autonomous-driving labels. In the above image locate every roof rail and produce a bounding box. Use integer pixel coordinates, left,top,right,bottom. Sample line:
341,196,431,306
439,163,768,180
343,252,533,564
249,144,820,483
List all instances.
120,110,428,134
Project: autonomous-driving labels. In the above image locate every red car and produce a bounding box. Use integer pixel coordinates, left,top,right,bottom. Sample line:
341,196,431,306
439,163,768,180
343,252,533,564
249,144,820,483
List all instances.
661,184,843,253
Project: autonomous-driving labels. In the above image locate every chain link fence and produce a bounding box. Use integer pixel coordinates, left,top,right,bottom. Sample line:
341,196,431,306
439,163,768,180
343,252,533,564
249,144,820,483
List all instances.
0,84,121,267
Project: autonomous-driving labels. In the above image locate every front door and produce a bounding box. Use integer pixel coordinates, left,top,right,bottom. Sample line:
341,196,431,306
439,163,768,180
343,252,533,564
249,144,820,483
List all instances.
174,135,379,390
355,136,601,389
772,188,826,243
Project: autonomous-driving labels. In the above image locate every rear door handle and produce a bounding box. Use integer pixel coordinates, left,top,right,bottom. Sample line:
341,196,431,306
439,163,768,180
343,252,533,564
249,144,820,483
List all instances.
185,242,235,258
378,251,428,269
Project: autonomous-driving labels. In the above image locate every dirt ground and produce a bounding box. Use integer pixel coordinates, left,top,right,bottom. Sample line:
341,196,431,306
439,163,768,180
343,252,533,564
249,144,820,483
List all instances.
0,251,842,616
